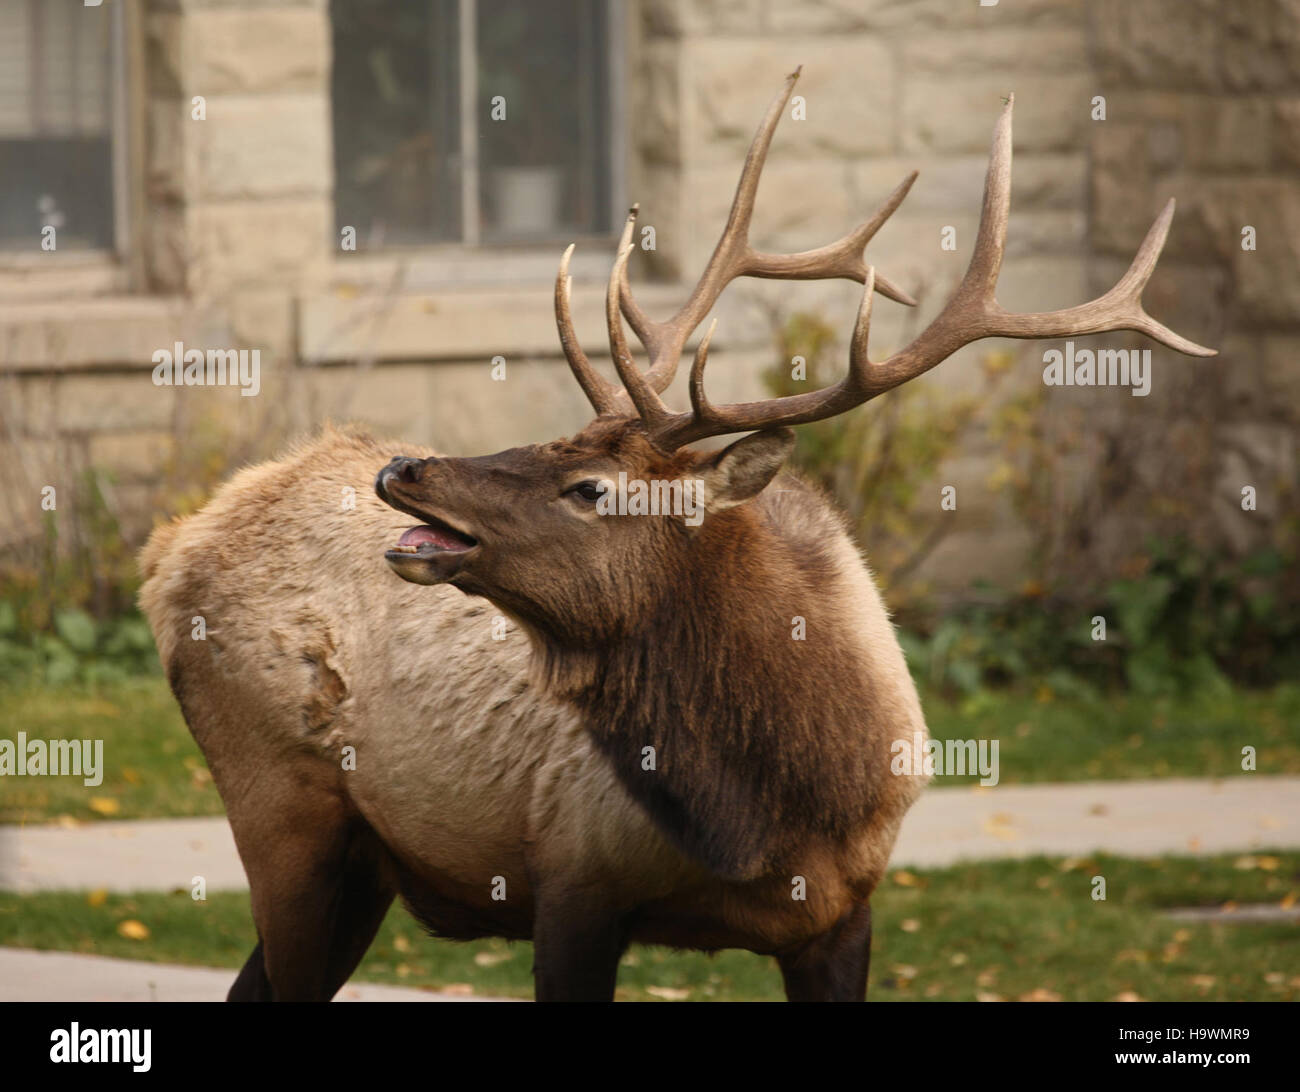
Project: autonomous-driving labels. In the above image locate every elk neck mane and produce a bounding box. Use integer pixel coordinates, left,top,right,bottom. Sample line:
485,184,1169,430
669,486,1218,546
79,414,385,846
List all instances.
527,475,891,882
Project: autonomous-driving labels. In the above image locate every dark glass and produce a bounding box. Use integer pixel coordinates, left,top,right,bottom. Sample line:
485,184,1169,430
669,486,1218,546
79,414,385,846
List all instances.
0,0,114,250
331,0,461,246
332,0,610,247
475,0,610,242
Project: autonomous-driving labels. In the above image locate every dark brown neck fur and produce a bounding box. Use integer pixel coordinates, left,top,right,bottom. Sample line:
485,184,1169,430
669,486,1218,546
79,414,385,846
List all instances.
533,484,887,880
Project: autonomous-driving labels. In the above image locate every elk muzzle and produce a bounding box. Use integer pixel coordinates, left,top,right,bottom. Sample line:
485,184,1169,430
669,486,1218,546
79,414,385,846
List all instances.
375,456,479,585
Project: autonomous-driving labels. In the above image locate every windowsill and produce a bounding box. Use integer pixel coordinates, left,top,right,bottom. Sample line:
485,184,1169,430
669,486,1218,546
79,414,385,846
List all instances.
0,248,118,266
0,249,129,302
330,234,626,292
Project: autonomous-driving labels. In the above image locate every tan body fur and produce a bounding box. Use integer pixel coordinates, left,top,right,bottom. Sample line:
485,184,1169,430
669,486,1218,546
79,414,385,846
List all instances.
140,427,928,962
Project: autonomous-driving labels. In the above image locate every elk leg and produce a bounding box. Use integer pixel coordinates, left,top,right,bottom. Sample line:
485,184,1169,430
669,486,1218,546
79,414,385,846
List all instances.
531,894,629,1002
777,902,873,1002
229,784,396,1002
228,938,273,1001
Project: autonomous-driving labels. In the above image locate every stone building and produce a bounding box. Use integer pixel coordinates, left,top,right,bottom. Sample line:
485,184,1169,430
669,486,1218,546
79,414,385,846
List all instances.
0,0,1295,596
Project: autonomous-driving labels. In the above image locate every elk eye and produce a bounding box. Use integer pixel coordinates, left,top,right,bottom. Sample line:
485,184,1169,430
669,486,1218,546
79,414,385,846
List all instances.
566,480,606,503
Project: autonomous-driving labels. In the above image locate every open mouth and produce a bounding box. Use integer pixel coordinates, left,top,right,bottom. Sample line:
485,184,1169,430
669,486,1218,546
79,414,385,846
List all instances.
387,516,478,556
382,512,478,586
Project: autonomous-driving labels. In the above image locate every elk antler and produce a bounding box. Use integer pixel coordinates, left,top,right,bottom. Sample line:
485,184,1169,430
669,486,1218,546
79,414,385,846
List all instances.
554,66,917,418
623,92,1215,450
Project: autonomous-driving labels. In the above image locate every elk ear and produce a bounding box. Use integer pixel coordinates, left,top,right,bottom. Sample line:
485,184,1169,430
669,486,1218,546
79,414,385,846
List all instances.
697,428,795,512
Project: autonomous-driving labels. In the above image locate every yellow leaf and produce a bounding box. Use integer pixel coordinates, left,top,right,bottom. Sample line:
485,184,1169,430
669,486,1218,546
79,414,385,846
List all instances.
950,953,968,967
88,797,120,816
1019,987,1062,1002
441,983,474,996
122,767,142,786
473,950,511,967
86,888,108,908
900,918,921,933
646,986,691,1000
892,870,920,887
1114,990,1142,1002
393,935,410,952
117,919,149,941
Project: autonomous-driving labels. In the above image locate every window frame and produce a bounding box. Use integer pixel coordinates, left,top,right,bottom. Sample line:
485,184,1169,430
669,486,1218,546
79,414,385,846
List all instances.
332,0,626,274
0,0,134,275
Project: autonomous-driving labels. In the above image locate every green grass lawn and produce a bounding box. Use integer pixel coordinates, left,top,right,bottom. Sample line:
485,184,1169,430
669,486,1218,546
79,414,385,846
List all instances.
2,677,1297,824
0,678,221,823
1,853,1295,1001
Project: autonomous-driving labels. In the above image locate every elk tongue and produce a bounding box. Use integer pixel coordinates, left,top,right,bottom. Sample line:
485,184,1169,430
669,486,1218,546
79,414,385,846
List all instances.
397,524,471,552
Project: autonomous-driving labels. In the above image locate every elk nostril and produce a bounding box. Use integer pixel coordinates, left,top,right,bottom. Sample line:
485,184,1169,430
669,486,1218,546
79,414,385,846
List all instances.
396,459,420,484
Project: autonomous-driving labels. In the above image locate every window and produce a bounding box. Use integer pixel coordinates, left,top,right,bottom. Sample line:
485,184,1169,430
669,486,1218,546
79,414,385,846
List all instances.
0,0,122,252
331,0,619,248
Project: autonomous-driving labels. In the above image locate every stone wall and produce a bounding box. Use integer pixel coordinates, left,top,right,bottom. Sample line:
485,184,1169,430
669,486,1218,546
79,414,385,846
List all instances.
1,0,1294,599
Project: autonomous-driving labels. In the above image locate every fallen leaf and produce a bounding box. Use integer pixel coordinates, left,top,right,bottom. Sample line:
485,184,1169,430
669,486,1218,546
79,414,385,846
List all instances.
117,919,149,941
473,950,511,967
892,870,921,887
86,888,108,908
1114,990,1142,1002
122,767,142,785
975,991,1004,1002
646,986,691,1000
950,953,968,967
88,798,120,816
440,983,474,996
395,963,411,978
1019,987,1062,1002
900,919,921,933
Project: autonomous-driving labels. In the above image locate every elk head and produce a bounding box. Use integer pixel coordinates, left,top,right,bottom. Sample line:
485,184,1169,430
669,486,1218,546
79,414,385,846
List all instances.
375,67,1213,646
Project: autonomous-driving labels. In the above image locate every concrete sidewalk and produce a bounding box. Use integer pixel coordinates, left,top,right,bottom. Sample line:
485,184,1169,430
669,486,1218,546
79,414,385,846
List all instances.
2,776,1297,894
0,948,502,1002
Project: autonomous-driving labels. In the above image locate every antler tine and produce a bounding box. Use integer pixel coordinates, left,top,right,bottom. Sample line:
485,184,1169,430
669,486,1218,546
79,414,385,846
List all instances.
743,171,919,306
617,66,918,398
555,243,622,415
638,94,1215,451
607,242,673,429
660,268,878,449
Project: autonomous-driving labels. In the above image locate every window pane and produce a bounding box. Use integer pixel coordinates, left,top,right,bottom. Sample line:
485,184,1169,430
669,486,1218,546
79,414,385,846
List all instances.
331,0,461,247
0,0,114,251
476,0,610,243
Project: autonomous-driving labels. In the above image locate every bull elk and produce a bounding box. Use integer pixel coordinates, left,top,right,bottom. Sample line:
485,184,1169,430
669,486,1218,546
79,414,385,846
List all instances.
139,69,1212,1002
